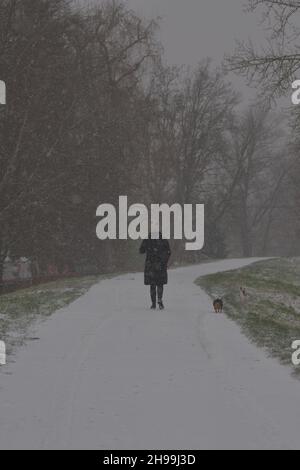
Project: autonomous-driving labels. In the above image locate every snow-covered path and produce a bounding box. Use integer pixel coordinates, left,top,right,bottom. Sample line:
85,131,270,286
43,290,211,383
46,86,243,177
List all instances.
0,259,300,450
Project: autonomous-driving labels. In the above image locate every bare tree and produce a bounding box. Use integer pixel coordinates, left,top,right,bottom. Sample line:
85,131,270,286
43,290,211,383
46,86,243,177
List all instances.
173,61,238,206
227,0,300,96
224,106,288,256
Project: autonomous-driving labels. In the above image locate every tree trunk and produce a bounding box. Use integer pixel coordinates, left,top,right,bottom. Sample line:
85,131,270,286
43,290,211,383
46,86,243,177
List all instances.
240,222,253,257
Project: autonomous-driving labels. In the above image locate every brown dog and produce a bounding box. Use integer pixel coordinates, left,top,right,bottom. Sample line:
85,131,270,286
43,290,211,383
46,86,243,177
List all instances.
213,299,223,313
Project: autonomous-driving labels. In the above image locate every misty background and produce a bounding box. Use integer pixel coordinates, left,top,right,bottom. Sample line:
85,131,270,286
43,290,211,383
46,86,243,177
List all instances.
0,0,299,284
128,0,259,65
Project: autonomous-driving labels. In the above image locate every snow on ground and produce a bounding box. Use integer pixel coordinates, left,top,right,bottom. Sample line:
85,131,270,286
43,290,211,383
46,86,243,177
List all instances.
0,258,300,450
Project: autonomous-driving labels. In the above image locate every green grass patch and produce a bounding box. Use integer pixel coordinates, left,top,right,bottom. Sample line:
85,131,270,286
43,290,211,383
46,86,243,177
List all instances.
0,275,106,362
196,258,300,377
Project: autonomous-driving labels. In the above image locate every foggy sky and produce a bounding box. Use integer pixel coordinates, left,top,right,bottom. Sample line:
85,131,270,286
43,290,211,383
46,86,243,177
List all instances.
126,0,262,67
126,0,292,107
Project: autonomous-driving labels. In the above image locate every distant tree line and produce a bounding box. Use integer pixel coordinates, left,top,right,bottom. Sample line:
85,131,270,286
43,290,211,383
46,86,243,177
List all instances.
0,0,294,279
228,0,300,257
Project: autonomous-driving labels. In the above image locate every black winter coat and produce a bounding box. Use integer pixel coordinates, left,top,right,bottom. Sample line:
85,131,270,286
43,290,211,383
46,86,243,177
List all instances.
140,235,171,286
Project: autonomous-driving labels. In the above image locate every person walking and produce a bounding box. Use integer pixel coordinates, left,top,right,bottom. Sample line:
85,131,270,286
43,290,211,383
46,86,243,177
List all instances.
140,233,171,310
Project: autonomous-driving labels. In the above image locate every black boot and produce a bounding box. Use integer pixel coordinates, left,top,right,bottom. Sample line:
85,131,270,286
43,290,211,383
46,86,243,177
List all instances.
150,285,156,310
157,286,164,310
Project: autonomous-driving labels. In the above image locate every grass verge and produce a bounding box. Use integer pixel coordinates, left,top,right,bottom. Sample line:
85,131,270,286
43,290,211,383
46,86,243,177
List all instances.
196,258,300,377
0,276,104,363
